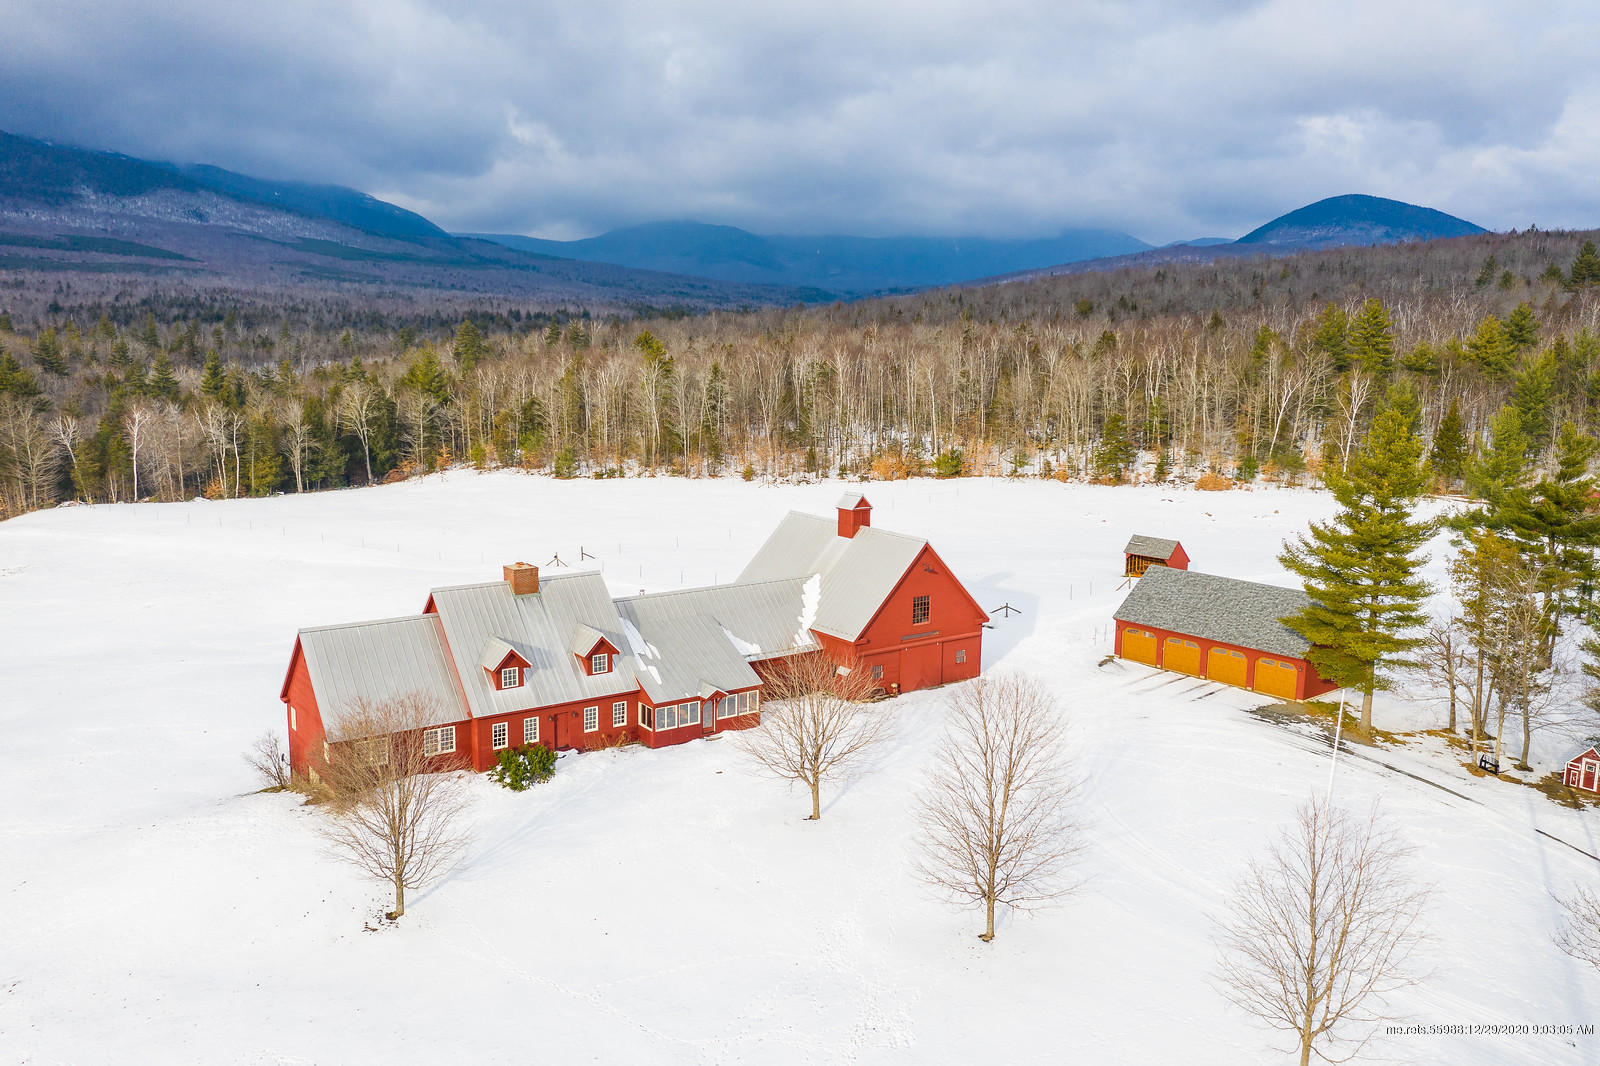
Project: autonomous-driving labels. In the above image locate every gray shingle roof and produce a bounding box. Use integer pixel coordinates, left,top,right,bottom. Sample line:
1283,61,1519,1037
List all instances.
736,511,925,641
616,578,819,704
298,614,466,724
1124,534,1182,560
1112,566,1311,658
428,571,638,717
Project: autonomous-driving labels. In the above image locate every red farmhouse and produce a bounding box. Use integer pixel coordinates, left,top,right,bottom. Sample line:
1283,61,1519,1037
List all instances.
1112,566,1339,702
1565,747,1600,794
280,494,987,775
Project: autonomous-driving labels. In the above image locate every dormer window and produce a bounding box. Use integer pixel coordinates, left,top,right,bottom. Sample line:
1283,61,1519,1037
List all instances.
591,652,610,675
500,665,521,689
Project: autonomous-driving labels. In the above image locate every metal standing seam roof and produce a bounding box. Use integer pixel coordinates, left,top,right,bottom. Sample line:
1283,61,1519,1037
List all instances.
298,613,466,724
1124,534,1182,560
735,512,926,641
615,578,820,704
427,571,639,718
1112,565,1312,659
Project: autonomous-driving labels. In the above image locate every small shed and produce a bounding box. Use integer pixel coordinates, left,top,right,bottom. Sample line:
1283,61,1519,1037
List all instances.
1123,535,1190,578
1565,747,1600,793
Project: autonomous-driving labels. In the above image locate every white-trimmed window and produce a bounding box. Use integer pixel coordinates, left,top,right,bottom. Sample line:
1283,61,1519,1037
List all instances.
954,648,967,664
289,706,297,731
524,716,539,745
357,736,389,766
584,706,599,732
423,725,456,756
640,704,653,730
492,721,509,749
500,665,521,689
718,690,757,719
612,701,627,727
871,664,884,680
911,595,930,625
591,652,610,674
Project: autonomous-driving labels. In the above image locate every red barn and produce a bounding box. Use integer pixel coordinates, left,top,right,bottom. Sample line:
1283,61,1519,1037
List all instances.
1123,534,1189,578
1565,747,1600,793
1111,566,1339,701
280,494,986,776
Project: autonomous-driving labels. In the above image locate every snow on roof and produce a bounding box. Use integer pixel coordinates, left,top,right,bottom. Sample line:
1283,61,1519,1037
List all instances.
1113,566,1311,659
478,636,522,671
428,571,637,717
736,511,925,641
568,622,608,658
836,492,869,509
616,579,818,703
299,614,465,724
1124,534,1182,560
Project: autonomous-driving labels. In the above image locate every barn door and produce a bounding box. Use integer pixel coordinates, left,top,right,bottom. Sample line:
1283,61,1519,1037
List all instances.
900,644,943,692
1585,761,1598,791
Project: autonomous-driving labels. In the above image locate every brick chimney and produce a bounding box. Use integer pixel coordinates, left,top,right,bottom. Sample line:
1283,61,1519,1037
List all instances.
836,493,872,539
503,561,540,595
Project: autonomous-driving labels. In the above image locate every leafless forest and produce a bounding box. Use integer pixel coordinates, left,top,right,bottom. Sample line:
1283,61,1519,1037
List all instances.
4,226,1600,517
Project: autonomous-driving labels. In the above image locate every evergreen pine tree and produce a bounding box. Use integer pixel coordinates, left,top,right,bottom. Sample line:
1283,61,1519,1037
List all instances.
31,328,67,376
0,351,43,400
1428,399,1468,489
149,353,181,403
1570,241,1600,289
452,319,487,372
1094,412,1136,480
1505,303,1539,352
1466,315,1515,380
200,350,228,403
1348,299,1394,378
1279,390,1434,733
1465,405,1530,503
1509,351,1555,455
1309,303,1350,371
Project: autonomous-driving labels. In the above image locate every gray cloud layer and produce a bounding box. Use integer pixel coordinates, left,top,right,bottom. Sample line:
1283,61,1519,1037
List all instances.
4,0,1596,241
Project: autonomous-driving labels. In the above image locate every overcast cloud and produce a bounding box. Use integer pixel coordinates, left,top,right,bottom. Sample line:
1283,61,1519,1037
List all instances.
3,0,1597,242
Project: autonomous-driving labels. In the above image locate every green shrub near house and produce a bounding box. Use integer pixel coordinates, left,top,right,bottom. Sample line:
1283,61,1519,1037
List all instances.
490,744,557,791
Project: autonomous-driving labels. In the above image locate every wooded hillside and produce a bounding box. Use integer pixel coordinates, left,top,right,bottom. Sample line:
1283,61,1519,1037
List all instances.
4,226,1600,517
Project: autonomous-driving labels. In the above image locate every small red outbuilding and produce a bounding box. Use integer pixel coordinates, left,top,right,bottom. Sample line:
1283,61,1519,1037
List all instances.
1565,747,1600,793
1123,535,1190,578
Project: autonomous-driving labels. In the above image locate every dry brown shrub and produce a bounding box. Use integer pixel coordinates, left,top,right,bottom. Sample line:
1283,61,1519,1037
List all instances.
1197,472,1236,491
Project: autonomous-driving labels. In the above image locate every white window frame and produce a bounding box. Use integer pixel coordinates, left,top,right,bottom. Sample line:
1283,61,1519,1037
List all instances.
954,648,966,664
492,721,509,749
524,716,539,745
423,725,456,756
358,736,389,766
911,595,930,625
591,652,609,674
871,664,884,680
584,705,599,732
289,705,297,731
612,701,627,727
500,665,520,689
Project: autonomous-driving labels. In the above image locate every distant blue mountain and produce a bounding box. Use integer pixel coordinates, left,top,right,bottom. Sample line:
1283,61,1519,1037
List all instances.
0,130,446,239
1236,194,1484,248
468,220,1152,292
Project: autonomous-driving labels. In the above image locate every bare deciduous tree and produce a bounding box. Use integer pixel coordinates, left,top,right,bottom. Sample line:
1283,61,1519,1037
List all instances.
319,693,470,920
123,404,154,500
1556,887,1600,971
915,673,1081,941
736,652,890,820
1215,799,1427,1066
244,731,292,790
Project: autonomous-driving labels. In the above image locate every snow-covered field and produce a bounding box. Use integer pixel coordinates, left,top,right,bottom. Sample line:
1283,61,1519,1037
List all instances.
2,473,1596,1065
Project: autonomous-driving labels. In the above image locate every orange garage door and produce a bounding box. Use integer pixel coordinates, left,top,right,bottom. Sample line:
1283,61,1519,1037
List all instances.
1121,627,1158,665
1254,657,1300,700
1207,647,1248,688
1164,636,1202,676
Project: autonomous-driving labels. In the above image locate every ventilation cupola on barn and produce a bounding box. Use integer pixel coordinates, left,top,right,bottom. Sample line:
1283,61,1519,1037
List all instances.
837,493,871,538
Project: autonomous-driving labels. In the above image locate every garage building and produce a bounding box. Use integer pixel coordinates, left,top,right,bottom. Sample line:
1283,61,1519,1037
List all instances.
1112,565,1340,701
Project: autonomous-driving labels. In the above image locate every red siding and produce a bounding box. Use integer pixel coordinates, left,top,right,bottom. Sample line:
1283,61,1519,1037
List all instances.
1111,619,1338,701
281,638,326,777
821,544,986,694
1167,543,1190,570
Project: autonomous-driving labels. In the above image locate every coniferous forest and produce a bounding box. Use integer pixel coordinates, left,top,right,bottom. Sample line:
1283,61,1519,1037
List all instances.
4,227,1600,517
